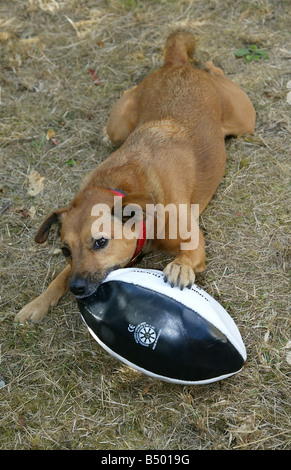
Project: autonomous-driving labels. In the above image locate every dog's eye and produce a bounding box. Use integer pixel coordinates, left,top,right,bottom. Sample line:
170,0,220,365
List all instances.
61,246,71,258
93,238,108,250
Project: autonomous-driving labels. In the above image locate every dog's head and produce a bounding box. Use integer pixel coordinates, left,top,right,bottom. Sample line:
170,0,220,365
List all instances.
35,187,153,298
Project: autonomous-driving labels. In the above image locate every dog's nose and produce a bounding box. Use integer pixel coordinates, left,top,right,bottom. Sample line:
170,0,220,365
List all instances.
69,275,87,297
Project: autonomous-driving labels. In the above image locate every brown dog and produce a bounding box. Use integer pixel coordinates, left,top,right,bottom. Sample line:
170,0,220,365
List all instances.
16,31,255,323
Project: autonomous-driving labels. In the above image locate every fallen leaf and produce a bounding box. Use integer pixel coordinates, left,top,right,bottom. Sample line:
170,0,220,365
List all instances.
14,206,25,214
286,91,291,105
27,170,45,196
49,248,62,255
28,206,36,219
46,128,55,140
46,128,59,145
88,69,102,85
20,209,29,218
15,205,36,218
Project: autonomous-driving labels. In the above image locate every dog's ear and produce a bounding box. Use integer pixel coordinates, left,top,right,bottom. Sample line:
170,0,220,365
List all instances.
35,208,69,244
113,192,154,223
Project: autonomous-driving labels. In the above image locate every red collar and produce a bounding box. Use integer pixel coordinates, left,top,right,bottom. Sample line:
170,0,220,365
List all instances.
108,189,146,266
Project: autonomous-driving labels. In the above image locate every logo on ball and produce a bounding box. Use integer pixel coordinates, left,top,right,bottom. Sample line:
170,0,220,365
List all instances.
128,322,161,349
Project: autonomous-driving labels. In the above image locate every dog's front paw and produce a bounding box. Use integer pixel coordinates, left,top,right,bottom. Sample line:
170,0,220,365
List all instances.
15,296,49,324
163,262,196,290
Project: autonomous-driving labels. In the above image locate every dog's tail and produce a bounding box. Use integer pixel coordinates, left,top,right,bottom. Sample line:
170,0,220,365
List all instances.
163,30,196,66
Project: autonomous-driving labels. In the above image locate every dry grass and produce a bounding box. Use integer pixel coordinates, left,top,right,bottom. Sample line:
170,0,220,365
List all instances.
0,0,290,450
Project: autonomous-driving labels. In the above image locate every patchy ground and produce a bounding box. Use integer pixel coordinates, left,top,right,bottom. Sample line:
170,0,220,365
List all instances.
0,0,290,450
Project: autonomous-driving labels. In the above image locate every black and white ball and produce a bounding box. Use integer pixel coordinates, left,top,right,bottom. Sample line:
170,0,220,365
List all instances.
77,268,247,385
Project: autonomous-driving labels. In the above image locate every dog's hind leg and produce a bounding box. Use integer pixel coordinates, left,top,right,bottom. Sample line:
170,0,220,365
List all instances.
15,265,71,324
205,61,256,137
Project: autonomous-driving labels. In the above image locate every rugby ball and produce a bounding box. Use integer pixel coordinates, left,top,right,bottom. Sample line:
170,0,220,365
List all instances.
77,268,247,385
